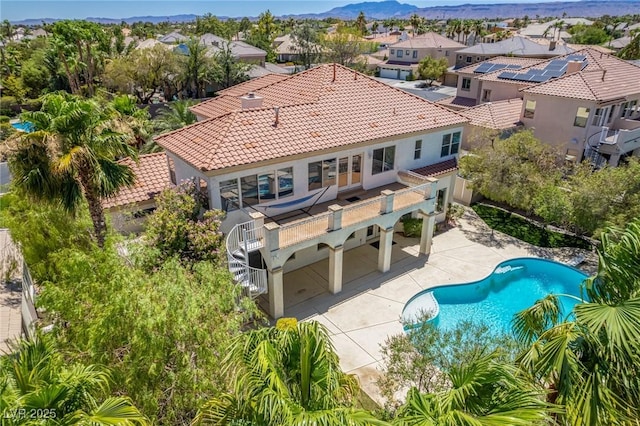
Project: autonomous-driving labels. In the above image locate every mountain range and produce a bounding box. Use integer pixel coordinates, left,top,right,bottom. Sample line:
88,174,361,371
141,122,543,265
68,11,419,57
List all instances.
9,0,640,25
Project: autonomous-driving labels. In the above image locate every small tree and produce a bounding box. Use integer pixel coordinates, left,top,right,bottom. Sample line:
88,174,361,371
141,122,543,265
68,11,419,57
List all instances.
416,56,448,85
142,181,225,269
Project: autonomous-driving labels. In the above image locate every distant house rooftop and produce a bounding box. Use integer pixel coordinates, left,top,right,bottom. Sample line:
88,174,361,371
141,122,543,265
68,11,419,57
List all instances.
455,56,546,74
159,31,187,44
199,33,266,58
456,36,573,58
390,32,465,49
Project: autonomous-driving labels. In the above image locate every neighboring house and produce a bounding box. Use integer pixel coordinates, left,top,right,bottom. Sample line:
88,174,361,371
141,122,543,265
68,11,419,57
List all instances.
200,33,267,66
440,48,640,167
109,64,468,319
458,98,524,149
379,32,466,80
519,49,640,167
439,56,545,109
135,38,170,50
247,62,293,79
273,34,298,63
608,36,632,51
519,18,593,40
454,36,573,68
103,152,174,234
159,31,187,44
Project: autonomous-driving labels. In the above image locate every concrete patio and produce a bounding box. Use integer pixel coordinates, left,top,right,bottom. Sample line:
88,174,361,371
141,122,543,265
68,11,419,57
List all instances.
277,208,596,405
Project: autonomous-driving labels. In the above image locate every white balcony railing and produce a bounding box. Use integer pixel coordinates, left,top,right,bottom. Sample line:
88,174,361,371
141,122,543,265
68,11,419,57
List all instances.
271,181,435,250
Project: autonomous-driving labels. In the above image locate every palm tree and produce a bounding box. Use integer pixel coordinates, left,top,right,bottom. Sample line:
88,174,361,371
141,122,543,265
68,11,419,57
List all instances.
212,42,251,89
394,353,553,425
0,334,147,425
513,219,640,425
194,320,389,426
355,11,367,36
409,14,421,37
6,92,137,247
111,94,152,149
153,99,197,134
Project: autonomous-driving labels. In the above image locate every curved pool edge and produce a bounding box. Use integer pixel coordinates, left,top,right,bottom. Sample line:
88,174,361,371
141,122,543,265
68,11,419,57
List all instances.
401,257,589,327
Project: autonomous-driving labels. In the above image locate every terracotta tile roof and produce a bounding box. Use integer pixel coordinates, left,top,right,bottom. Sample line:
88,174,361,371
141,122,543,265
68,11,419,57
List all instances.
156,64,468,172
435,96,477,109
459,99,523,130
455,56,546,74
103,152,172,209
411,158,458,177
190,73,304,119
391,32,466,49
477,48,640,100
521,49,640,101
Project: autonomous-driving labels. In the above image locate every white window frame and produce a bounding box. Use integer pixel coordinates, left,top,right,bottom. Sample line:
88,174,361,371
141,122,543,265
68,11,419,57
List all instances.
524,100,536,119
461,78,471,91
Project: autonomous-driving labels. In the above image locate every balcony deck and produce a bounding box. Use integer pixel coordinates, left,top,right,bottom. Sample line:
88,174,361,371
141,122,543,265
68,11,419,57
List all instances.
266,180,434,249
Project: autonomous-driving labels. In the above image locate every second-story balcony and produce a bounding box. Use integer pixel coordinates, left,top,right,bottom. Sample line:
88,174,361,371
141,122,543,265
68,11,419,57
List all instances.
260,174,438,253
599,118,640,154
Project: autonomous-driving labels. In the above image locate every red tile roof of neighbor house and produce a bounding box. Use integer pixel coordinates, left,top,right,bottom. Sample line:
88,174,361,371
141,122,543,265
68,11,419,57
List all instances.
411,158,458,177
103,152,172,209
521,50,640,101
390,32,466,49
455,56,546,74
156,64,468,172
459,99,523,130
477,48,640,100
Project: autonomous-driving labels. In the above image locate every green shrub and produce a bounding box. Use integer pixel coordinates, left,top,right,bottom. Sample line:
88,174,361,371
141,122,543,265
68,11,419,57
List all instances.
0,96,18,117
0,116,10,123
472,203,591,249
405,71,416,81
402,217,422,237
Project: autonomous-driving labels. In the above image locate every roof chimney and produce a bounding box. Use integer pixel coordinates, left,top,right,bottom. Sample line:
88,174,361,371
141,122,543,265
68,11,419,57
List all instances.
566,60,582,74
240,92,263,110
549,40,557,51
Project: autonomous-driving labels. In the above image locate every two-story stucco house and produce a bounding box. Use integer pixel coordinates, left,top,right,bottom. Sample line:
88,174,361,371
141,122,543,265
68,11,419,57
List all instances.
438,48,640,166
379,32,466,80
106,65,468,319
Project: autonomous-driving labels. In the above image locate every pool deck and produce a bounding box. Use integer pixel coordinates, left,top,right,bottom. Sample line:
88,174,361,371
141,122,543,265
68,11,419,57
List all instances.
285,208,596,405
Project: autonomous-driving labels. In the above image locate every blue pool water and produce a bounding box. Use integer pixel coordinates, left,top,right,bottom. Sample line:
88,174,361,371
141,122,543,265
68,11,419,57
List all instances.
402,258,588,335
10,121,34,132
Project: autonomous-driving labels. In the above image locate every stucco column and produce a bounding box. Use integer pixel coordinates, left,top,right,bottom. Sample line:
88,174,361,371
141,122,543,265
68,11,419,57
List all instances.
419,213,437,255
329,245,344,294
268,267,284,319
378,227,394,273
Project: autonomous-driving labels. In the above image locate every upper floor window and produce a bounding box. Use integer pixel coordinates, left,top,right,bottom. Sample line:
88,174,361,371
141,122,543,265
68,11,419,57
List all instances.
445,50,450,56
308,159,336,190
461,78,471,91
406,50,410,56
441,132,461,157
397,50,403,58
390,49,395,54
414,140,422,160
573,107,590,127
482,89,491,102
524,100,536,119
466,56,472,63
220,179,239,212
592,107,605,126
412,50,418,59
622,100,638,118
372,146,396,174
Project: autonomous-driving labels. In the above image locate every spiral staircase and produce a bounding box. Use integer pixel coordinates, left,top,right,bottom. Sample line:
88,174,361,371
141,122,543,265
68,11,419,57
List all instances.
226,221,268,298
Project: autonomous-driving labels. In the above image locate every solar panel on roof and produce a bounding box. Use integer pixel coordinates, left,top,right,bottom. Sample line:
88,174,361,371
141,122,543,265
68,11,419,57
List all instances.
506,64,522,69
497,71,517,79
474,63,493,73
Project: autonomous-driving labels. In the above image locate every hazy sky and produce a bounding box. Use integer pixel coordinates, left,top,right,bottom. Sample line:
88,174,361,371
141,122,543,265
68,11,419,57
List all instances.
1,0,581,21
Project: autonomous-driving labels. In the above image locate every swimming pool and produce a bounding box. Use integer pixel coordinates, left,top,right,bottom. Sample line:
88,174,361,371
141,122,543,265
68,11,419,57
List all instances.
402,258,588,334
10,121,33,132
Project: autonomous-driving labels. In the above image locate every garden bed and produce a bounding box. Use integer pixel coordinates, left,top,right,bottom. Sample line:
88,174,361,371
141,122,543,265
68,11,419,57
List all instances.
472,204,592,249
